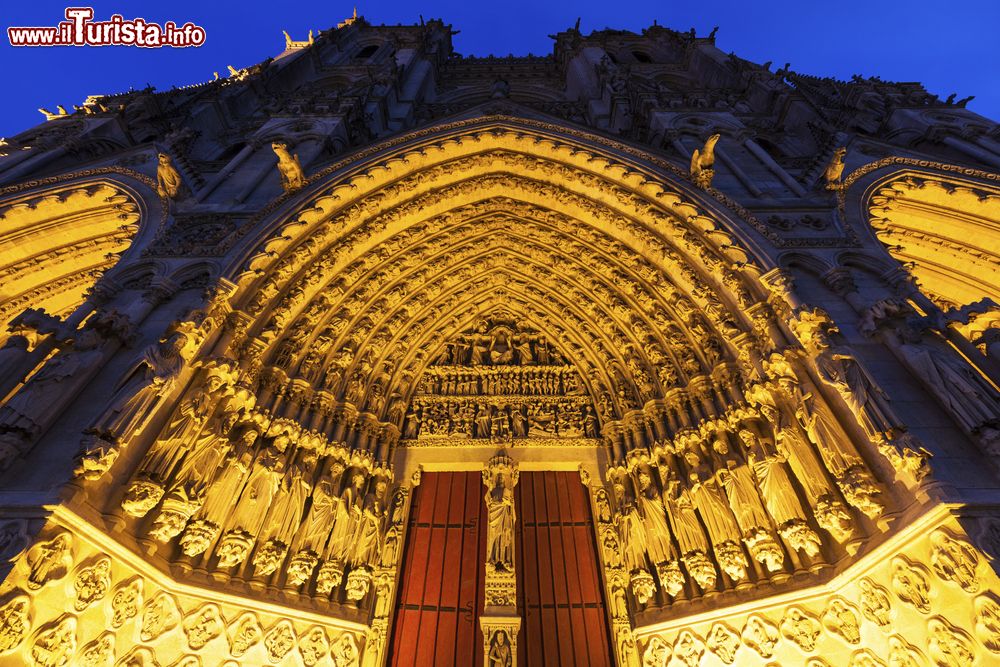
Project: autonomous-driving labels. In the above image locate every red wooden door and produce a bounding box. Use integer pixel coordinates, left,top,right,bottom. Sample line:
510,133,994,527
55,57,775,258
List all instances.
388,471,613,666
517,471,614,666
388,472,485,666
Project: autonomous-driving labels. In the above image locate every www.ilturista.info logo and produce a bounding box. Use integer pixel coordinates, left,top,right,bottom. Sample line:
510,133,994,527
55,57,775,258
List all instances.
8,7,206,47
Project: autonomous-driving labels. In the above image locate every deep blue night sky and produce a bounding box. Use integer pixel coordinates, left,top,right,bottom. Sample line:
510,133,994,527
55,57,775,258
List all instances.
2,1,998,137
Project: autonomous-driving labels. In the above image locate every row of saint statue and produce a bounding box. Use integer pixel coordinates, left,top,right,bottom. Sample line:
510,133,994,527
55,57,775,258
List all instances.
432,327,567,367
112,368,401,598
600,399,885,603
416,365,584,396
403,399,600,439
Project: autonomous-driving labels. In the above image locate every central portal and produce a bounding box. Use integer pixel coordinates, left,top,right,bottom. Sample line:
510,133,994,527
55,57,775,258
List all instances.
387,471,613,665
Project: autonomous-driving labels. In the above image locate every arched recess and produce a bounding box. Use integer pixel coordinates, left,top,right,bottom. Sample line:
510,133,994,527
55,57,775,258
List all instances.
63,119,920,666
222,118,775,453
0,174,157,329
852,163,1000,309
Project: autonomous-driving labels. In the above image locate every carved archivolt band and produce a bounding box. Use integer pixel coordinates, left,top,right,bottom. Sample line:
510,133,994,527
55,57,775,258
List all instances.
0,182,142,327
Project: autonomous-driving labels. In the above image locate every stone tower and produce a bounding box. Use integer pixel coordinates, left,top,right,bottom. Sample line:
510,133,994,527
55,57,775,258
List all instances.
0,13,998,667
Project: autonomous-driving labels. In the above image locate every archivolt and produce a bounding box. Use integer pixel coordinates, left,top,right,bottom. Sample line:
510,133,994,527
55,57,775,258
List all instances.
226,121,776,442
864,170,1000,307
0,178,145,327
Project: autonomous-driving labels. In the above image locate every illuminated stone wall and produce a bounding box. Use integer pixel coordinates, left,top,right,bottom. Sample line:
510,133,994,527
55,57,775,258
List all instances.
0,13,999,667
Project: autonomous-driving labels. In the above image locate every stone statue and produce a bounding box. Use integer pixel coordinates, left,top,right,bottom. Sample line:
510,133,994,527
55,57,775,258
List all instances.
684,449,748,580
759,404,835,506
272,141,306,192
470,326,491,366
89,331,191,444
296,460,345,553
635,469,676,565
488,630,513,667
351,476,387,567
328,470,366,562
197,430,256,525
231,442,285,536
263,448,317,546
814,345,901,441
740,429,821,556
617,501,648,572
823,147,847,189
137,372,228,483
483,458,517,572
156,152,184,199
661,467,714,587
690,133,720,188
896,326,1000,434
0,329,104,439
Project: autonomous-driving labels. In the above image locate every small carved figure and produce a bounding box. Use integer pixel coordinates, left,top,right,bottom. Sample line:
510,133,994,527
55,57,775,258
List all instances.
689,133,720,188
823,147,847,188
272,141,306,192
89,330,190,445
489,629,513,667
156,152,185,199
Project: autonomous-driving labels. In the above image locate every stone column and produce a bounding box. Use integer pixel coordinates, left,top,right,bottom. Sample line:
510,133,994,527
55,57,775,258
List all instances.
481,453,520,667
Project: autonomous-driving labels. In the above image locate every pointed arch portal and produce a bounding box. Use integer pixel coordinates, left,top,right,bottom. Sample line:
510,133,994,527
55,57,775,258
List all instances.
11,116,997,667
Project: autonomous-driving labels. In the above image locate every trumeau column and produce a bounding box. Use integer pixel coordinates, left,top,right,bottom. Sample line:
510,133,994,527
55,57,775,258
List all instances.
481,454,520,667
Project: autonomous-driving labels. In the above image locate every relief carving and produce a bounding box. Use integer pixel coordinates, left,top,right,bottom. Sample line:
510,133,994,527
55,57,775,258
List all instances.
181,603,222,651
929,530,980,593
298,626,330,666
0,593,30,653
25,533,71,590
117,646,159,666
741,615,779,658
891,558,932,614
822,598,861,644
927,617,975,667
79,632,114,667
641,635,670,667
671,630,705,667
263,619,296,662
849,649,887,667
227,612,262,658
887,635,927,667
140,591,181,642
974,596,1000,653
780,607,821,652
331,633,359,667
72,557,111,611
858,578,893,630
110,577,143,629
29,615,77,667
705,623,740,664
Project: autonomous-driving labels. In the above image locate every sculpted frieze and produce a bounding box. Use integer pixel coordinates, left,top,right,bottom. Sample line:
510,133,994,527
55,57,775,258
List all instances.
25,534,71,591
29,615,76,667
72,557,111,612
0,593,30,653
110,577,143,629
139,591,181,642
79,631,114,667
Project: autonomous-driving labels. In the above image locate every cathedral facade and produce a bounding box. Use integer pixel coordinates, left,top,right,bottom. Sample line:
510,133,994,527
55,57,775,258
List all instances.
1,13,999,667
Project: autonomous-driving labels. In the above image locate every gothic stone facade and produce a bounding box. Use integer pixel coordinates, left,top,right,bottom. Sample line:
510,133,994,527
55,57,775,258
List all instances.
0,14,999,667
